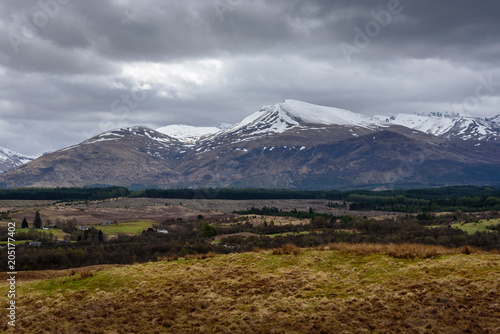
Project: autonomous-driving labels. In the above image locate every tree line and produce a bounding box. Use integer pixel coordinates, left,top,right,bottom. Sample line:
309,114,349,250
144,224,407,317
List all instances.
2,209,499,271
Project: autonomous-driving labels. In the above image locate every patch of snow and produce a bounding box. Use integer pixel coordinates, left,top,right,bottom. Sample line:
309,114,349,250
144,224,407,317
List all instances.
373,113,456,136
157,124,221,144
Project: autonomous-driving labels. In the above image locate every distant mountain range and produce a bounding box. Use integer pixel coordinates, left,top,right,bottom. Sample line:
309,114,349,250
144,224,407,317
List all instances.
1,100,499,189
0,147,34,174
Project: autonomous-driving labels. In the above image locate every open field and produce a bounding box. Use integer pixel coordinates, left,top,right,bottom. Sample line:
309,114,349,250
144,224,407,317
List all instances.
451,218,500,235
0,200,58,209
1,244,499,333
98,220,155,235
14,228,69,239
7,199,231,227
231,215,310,227
172,198,401,218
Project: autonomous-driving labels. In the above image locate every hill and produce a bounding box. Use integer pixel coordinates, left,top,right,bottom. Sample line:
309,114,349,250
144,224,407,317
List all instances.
1,244,499,333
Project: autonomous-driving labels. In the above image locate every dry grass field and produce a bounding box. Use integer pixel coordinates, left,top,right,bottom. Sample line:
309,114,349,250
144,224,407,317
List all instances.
8,200,230,228
1,243,499,333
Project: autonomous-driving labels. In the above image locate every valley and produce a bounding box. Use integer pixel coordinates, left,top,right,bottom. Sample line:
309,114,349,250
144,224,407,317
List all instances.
1,187,499,333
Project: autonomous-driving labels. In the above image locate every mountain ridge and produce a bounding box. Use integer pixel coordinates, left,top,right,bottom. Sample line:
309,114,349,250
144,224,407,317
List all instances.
1,100,499,189
0,146,35,174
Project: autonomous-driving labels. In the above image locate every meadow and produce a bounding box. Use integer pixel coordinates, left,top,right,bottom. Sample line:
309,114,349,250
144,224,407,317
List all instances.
451,218,500,235
98,220,155,235
1,243,499,333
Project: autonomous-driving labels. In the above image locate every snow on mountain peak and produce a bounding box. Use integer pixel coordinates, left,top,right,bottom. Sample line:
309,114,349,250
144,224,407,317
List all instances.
279,100,378,127
226,100,379,136
0,146,34,173
157,124,222,144
216,123,233,130
374,112,500,140
374,113,457,136
416,111,461,119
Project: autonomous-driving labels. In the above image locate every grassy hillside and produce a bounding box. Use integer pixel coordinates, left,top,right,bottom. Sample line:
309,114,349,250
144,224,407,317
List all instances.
1,244,499,333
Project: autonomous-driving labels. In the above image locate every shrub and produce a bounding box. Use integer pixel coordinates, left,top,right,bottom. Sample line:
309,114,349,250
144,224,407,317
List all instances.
272,244,302,256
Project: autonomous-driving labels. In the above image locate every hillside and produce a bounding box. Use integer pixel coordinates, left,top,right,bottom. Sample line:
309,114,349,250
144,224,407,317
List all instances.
1,244,499,333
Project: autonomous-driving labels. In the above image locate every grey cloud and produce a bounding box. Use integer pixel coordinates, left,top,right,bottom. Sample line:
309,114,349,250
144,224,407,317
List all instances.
0,0,499,156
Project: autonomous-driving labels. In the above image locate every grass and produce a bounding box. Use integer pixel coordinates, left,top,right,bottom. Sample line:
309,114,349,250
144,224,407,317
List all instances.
97,220,155,235
0,240,34,246
451,218,500,235
1,243,499,333
265,230,313,238
14,228,69,239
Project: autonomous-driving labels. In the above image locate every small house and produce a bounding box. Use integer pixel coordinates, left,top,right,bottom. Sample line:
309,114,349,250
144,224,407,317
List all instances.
102,221,112,226
157,229,169,234
29,241,42,246
79,226,90,231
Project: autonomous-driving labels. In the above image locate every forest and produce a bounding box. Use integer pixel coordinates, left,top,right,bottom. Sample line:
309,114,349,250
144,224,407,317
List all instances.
1,185,499,212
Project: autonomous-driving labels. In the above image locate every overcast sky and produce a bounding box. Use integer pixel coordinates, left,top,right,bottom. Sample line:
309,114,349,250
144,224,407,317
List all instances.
1,0,500,156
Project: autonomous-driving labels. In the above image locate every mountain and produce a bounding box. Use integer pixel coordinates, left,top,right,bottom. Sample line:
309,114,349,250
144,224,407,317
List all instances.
156,124,231,145
1,100,500,189
0,146,34,174
0,126,187,188
374,112,500,141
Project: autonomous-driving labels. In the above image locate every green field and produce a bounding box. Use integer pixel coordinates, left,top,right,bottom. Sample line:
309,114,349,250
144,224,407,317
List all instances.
98,220,155,235
451,218,500,235
265,231,313,238
14,228,69,239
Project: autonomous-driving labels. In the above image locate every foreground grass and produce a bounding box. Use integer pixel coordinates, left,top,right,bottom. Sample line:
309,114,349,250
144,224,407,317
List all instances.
1,244,499,333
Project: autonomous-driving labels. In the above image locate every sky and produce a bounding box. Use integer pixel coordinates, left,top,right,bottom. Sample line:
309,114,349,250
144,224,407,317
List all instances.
1,0,500,156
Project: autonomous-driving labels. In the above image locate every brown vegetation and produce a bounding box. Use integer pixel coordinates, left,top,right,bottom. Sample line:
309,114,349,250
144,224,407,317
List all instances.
323,242,487,259
272,243,302,256
9,199,229,227
1,244,499,333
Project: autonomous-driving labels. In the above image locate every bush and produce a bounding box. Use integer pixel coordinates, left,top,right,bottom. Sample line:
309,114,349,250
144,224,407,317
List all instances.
272,244,302,256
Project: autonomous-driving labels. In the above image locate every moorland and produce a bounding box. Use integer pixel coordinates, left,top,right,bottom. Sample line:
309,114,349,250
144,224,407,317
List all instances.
1,186,499,332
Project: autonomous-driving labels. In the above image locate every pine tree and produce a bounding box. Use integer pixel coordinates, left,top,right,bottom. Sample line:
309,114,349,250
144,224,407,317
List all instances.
21,218,29,229
33,210,42,229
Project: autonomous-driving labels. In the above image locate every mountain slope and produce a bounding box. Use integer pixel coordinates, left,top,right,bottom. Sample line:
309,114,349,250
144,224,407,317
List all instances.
0,127,185,188
0,146,34,174
1,101,499,189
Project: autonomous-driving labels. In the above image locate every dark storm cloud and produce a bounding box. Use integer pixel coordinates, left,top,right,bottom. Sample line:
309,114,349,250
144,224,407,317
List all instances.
0,0,499,155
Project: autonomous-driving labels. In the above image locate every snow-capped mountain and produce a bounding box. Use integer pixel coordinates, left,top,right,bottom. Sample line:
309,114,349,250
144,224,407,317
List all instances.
1,100,499,189
157,123,231,145
374,112,500,141
215,99,381,140
0,146,34,173
158,100,499,144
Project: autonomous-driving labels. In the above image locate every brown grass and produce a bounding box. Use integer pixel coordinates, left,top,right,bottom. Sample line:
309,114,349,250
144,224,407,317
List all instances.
1,244,499,333
272,243,302,255
323,242,485,259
